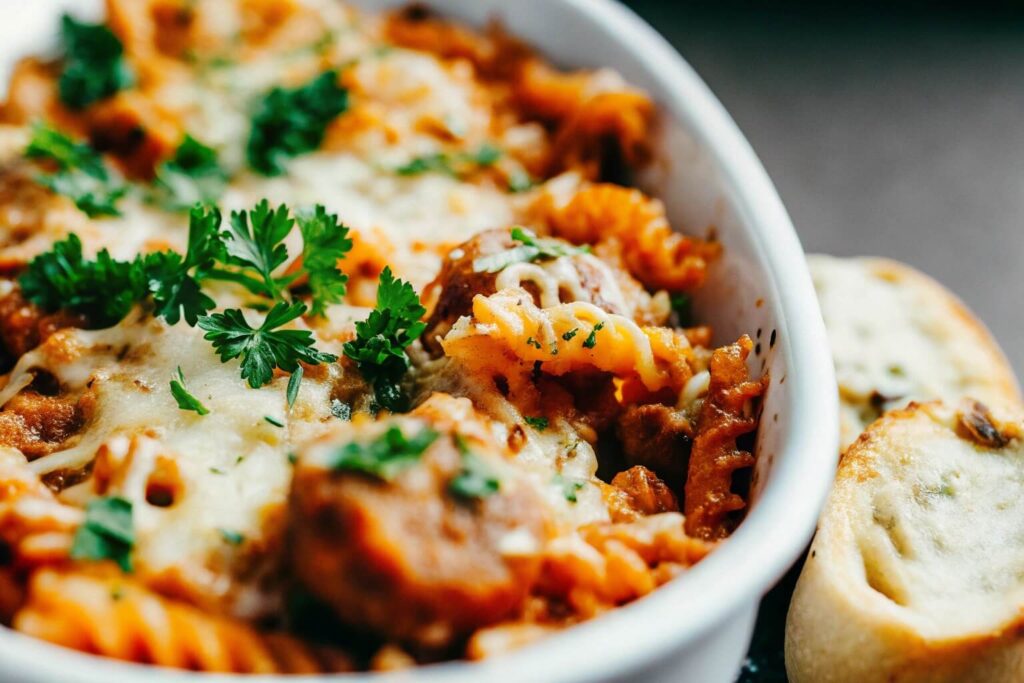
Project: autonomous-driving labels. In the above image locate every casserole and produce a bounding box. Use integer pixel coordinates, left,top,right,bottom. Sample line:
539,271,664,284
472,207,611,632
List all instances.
0,0,838,681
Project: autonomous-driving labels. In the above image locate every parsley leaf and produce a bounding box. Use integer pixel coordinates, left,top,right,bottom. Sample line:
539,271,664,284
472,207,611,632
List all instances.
329,425,438,480
25,123,125,217
553,474,585,503
222,200,293,299
396,143,502,178
247,70,348,175
449,438,500,501
57,14,133,110
218,529,245,546
472,227,589,273
20,234,146,326
524,416,549,431
198,301,337,388
286,365,303,408
583,321,605,349
296,205,352,316
151,135,227,211
170,366,209,415
670,292,693,327
343,267,427,412
70,496,134,572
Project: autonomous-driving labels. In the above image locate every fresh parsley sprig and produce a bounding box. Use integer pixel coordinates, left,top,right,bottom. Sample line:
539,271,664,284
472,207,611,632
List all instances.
472,226,589,273
25,123,126,217
343,267,427,412
57,14,133,110
247,70,348,176
296,205,352,316
198,301,337,389
449,436,500,500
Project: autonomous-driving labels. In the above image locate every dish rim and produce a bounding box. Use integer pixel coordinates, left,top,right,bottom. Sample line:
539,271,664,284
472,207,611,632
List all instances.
0,0,838,681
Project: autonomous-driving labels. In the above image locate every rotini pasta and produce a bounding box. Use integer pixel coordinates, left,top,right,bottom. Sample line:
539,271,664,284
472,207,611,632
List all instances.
0,0,766,673
14,567,354,673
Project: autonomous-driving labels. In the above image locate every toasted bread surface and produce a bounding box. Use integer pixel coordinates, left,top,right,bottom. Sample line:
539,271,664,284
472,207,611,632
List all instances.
786,401,1024,683
809,255,1021,450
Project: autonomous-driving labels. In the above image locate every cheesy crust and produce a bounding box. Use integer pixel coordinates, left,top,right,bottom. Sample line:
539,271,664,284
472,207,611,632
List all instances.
0,0,763,671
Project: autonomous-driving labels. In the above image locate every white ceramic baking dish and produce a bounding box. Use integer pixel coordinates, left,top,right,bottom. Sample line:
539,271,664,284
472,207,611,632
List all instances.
0,1,838,681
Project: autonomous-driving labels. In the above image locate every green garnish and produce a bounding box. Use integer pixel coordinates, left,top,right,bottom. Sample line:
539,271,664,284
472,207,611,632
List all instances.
70,496,134,572
170,366,209,415
525,336,542,350
329,425,438,480
151,135,227,211
524,416,549,431
554,474,585,503
396,143,503,177
286,365,303,409
507,169,535,193
199,301,337,389
264,415,285,427
211,201,352,315
247,70,348,175
472,226,589,273
343,267,427,412
57,14,133,110
449,452,500,500
218,529,245,546
562,328,579,341
25,123,126,217
670,292,692,327
583,322,605,349
296,205,352,316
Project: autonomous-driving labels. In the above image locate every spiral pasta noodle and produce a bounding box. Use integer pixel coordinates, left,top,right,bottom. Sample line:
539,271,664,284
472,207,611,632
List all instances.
442,287,693,393
13,567,354,674
538,183,720,292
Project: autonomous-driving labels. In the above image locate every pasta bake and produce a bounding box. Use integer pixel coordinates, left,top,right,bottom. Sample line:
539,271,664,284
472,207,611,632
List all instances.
0,0,766,673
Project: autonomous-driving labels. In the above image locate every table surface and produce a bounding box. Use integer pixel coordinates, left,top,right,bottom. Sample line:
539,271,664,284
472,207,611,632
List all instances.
627,2,1024,377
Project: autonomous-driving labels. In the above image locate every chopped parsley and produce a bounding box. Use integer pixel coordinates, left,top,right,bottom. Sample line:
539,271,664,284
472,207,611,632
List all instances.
57,14,133,110
449,451,500,501
525,336,542,350
670,292,693,327
218,529,245,546
70,496,134,572
583,322,605,349
524,416,549,431
170,366,209,415
472,226,589,273
562,328,579,341
396,143,503,178
264,415,285,428
554,474,585,503
329,425,438,480
25,123,126,217
151,135,227,211
343,267,427,412
247,70,349,175
286,365,303,409
199,301,338,389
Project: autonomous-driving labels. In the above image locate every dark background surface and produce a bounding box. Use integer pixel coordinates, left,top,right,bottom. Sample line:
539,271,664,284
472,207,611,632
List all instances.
619,3,1024,680
625,1,1024,378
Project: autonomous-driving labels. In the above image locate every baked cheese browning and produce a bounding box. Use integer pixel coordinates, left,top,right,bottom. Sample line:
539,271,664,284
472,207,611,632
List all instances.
15,566,355,674
683,336,766,540
0,0,767,671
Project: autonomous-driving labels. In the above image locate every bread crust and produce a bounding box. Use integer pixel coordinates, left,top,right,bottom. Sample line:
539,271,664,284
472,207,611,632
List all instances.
809,255,1021,450
786,401,1024,682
